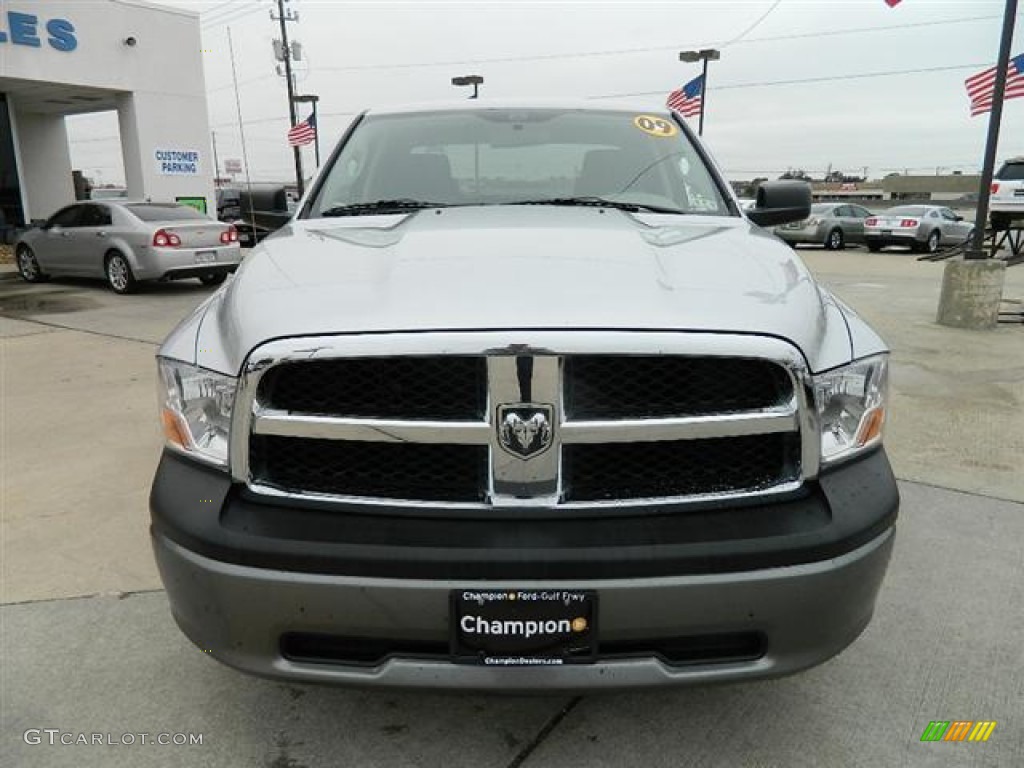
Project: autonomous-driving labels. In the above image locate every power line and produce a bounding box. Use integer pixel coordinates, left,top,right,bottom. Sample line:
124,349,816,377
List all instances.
721,0,782,47
202,0,246,16
199,13,999,94
307,15,999,73
588,62,991,100
201,5,263,28
208,73,276,94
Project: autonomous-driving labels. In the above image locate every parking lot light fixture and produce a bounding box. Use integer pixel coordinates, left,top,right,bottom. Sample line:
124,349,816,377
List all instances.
451,75,484,99
678,48,720,135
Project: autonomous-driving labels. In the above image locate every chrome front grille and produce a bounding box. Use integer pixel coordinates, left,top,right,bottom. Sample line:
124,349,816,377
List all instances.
232,332,816,510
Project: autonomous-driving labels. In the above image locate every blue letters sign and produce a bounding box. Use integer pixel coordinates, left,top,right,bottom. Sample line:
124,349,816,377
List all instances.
0,12,77,51
155,149,202,176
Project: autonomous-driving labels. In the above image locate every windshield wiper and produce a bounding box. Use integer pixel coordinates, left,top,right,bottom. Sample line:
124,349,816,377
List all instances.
505,197,688,215
320,199,451,217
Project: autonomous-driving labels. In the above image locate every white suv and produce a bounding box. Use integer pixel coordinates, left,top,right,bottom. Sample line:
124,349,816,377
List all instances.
990,157,1024,229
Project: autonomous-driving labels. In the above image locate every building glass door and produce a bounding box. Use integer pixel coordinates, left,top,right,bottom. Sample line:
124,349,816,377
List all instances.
0,94,25,243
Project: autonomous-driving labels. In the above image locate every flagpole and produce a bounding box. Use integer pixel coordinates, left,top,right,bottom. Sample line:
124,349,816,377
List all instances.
699,59,709,136
967,0,1018,259
228,27,256,237
312,98,320,168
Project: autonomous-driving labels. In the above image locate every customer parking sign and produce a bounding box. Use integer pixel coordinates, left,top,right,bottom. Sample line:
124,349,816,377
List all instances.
155,149,200,176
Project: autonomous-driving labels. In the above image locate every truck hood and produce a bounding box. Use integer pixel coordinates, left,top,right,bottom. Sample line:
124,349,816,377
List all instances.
192,206,856,373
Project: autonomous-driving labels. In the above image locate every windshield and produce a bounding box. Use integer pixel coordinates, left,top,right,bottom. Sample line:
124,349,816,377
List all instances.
308,108,729,216
996,161,1024,181
886,206,927,216
125,204,210,222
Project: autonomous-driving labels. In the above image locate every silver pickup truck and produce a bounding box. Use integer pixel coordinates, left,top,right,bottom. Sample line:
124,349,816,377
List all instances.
150,102,897,691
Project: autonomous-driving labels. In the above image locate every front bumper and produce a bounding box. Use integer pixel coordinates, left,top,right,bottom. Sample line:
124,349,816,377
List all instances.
151,449,899,690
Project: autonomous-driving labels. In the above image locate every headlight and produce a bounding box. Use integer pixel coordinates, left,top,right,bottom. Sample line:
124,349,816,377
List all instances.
157,358,236,468
813,354,888,465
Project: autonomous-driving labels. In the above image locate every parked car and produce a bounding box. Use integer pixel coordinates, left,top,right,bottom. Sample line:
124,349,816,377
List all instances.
990,156,1024,229
863,205,974,253
215,186,242,222
89,187,128,200
15,201,241,294
233,183,298,246
774,202,873,250
151,101,897,691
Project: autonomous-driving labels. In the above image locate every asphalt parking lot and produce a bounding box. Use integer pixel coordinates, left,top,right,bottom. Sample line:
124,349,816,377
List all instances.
2,246,1022,768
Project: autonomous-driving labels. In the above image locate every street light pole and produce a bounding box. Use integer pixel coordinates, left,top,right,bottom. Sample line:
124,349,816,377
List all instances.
679,49,720,136
293,94,321,168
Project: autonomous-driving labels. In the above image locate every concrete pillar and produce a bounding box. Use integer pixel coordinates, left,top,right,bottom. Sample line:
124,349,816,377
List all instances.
117,93,145,201
10,107,74,222
117,91,215,212
936,258,1007,330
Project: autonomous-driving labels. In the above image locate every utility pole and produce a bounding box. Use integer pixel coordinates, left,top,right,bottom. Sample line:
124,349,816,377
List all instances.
272,0,304,197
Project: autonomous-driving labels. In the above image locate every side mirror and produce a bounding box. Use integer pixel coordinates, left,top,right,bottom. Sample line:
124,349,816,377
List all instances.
747,181,812,227
954,214,964,221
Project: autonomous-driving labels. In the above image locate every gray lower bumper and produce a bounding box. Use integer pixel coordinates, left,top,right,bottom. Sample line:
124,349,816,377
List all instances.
153,527,895,691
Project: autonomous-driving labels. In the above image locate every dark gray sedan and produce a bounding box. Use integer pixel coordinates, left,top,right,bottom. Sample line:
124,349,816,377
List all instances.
863,205,974,254
773,202,873,250
15,202,242,294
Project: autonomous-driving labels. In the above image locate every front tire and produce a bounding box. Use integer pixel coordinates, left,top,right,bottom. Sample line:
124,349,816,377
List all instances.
921,230,940,254
824,228,845,251
105,252,137,294
15,245,49,283
199,272,227,286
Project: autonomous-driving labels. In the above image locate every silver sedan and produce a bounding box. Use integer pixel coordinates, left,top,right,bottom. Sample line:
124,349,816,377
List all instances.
15,201,242,294
773,202,873,250
863,205,974,254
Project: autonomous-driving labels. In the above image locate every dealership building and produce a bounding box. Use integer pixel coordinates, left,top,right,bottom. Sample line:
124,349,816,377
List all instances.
0,0,214,239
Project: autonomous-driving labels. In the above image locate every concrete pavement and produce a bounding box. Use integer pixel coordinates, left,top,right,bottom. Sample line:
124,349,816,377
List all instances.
2,251,1022,767
3,482,1020,768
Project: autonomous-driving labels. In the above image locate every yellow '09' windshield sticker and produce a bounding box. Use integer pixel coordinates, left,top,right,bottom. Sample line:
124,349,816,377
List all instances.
633,114,678,137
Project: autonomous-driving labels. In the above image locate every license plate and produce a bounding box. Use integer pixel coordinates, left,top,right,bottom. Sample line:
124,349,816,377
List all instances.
881,229,892,236
195,251,216,264
451,589,597,666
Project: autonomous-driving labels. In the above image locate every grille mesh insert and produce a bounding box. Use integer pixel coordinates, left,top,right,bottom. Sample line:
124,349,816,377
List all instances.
564,356,792,419
251,436,488,502
258,357,486,419
563,434,800,502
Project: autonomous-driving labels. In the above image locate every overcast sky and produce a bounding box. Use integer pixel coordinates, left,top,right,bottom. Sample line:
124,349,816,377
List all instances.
68,0,1024,185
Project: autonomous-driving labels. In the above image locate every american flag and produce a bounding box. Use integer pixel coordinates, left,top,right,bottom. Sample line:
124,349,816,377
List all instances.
666,75,704,118
965,52,1024,117
287,114,317,147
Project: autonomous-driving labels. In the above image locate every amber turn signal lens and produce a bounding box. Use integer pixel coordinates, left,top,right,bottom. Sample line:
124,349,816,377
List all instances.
161,408,191,449
856,407,885,447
